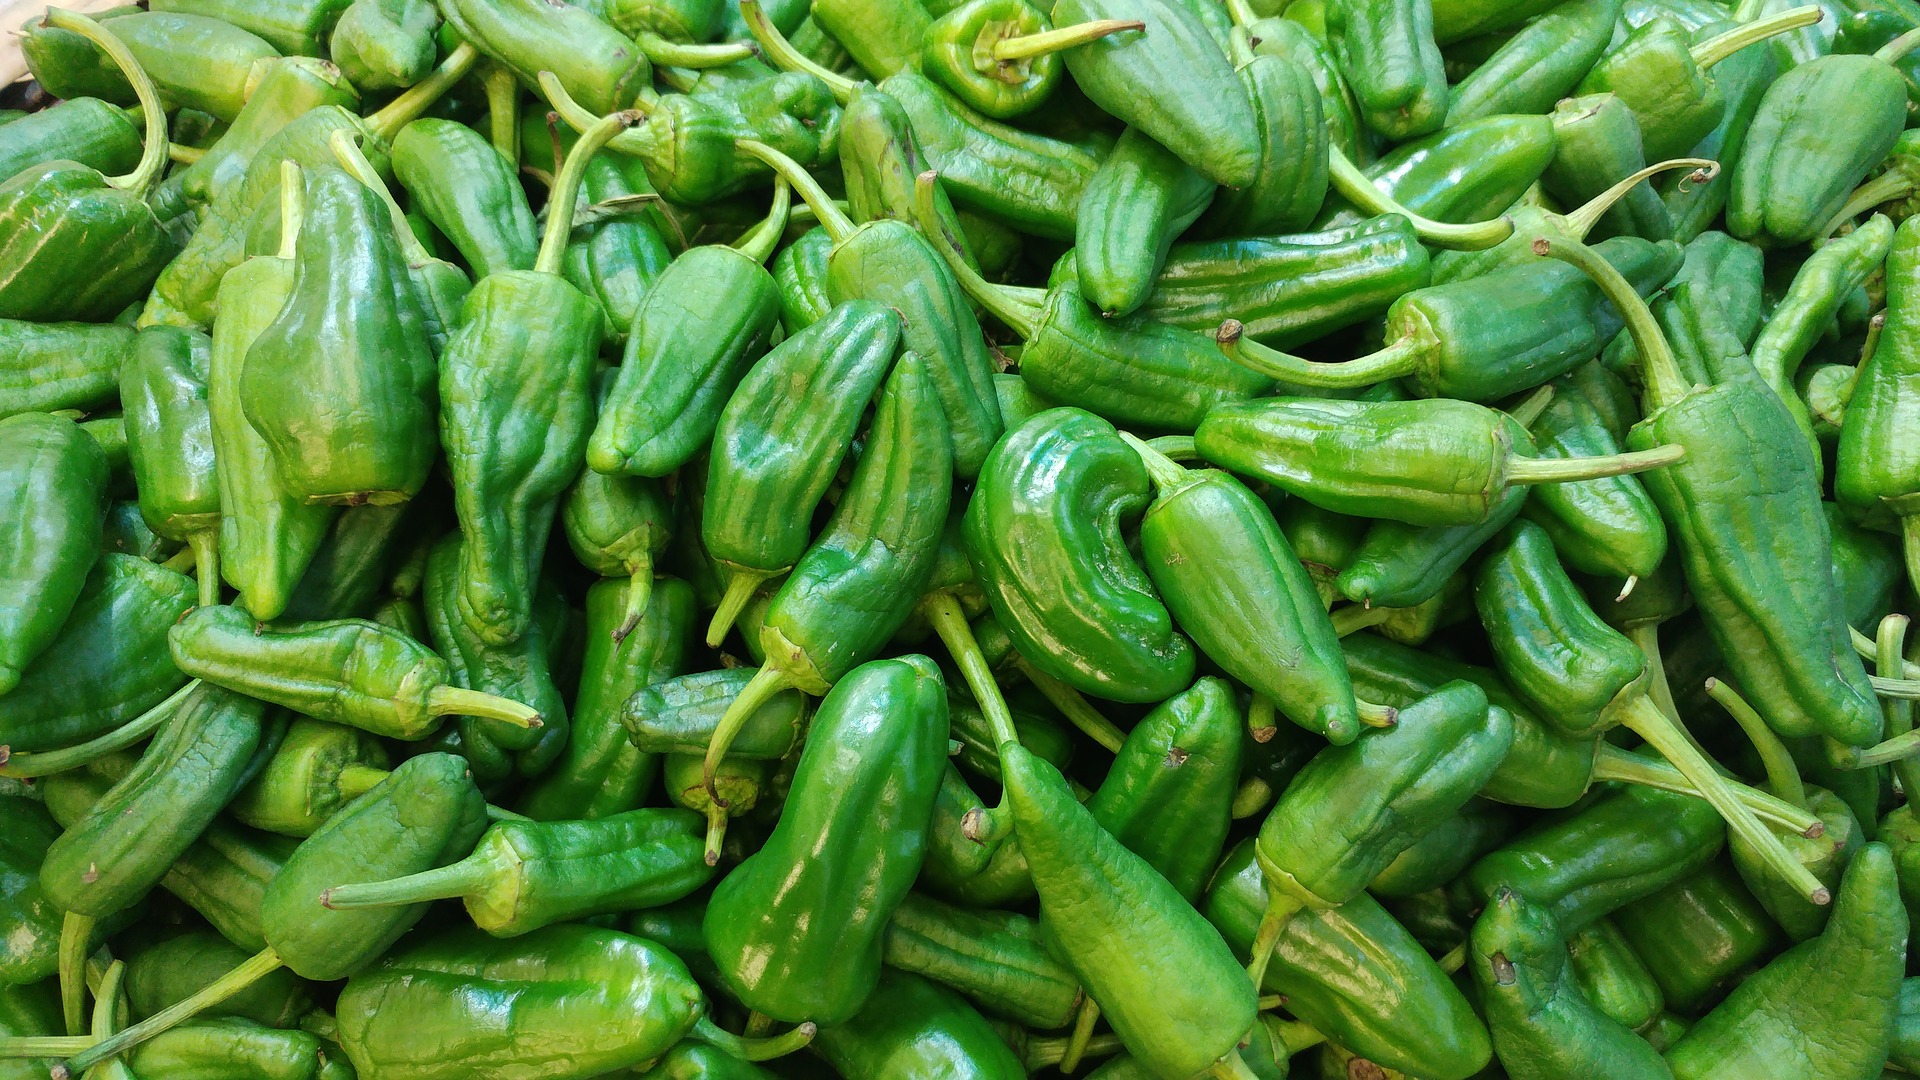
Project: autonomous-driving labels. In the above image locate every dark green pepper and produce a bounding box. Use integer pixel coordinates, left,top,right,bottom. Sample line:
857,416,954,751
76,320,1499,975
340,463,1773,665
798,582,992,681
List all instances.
1343,112,1556,224
1761,214,1892,463
392,118,537,280
0,100,141,187
1446,0,1622,124
1611,859,1784,1014
1564,917,1664,1033
1663,24,1776,244
621,667,809,760
120,326,221,606
0,320,136,422
1369,798,1517,898
1837,216,1920,583
1326,0,1449,139
920,0,1142,119
0,412,107,697
1073,127,1215,317
883,891,1082,1030
811,968,1026,1080
123,1017,327,1080
1519,373,1670,583
0,799,65,989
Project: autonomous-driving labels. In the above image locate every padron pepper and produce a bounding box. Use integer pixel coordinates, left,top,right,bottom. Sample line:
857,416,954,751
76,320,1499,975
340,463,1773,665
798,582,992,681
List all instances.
810,969,1026,1080
328,130,470,355
0,320,136,422
1663,21,1777,244
1518,370,1671,585
1325,0,1448,139
0,413,107,698
1837,215,1920,586
1330,113,1555,227
1194,31,1329,241
1444,0,1621,125
227,716,390,837
148,0,351,57
0,10,174,323
0,99,141,188
122,932,312,1031
1541,92,1676,243
920,0,1143,119
1074,127,1215,318
1564,918,1664,1033
1611,860,1782,1015
329,0,438,91
22,9,277,126
119,326,221,607
392,118,538,281
882,891,1083,1030
621,667,808,761
1758,215,1892,465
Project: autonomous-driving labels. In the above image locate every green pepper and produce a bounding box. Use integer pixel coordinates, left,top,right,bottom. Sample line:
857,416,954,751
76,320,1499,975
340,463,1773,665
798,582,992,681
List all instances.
808,0,933,76
1520,375,1670,583
169,604,541,741
1663,24,1777,244
1003,740,1258,1079
1663,842,1906,1080
442,0,653,115
695,353,949,796
1564,917,1664,1033
278,500,418,623
636,1042,778,1080
518,577,693,821
23,10,278,124
0,413,107,698
1326,0,1448,139
1340,113,1556,225
1730,28,1920,246
964,408,1195,704
1470,887,1673,1080
621,668,809,760
1836,218,1920,587
833,80,980,263
1544,236,1886,751
162,51,355,215
0,554,194,754
882,892,1082,1030
705,656,948,1024
1073,127,1215,318
391,118,537,283
207,169,338,621
146,0,349,55
0,100,141,187
0,12,174,323
324,132,468,356
918,0,1142,118
226,717,390,837
0,799,65,989
662,751,766,863
811,968,1026,1079
1236,16,1367,170
119,326,220,606
1541,93,1676,242
1447,0,1622,124
0,321,135,423
919,765,1036,909
770,226,833,332
1204,839,1491,1079
1370,798,1517,898
123,933,310,1031
1126,441,1367,744
318,807,713,936
1610,859,1783,1015
329,0,438,90
121,1017,326,1080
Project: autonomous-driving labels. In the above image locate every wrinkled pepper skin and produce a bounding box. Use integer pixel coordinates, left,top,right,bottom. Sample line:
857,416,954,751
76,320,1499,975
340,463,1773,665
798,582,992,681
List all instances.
1327,0,1449,139
0,155,175,323
228,717,391,837
123,932,311,1030
1370,798,1517,898
1005,741,1258,1080
0,320,136,422
442,0,650,115
1542,92,1672,242
965,409,1197,704
123,1017,326,1080
1197,47,1329,239
811,968,1026,1080
1837,216,1920,564
39,684,265,918
621,668,809,760
1075,127,1214,318
392,118,538,280
262,751,488,982
329,0,438,91
1520,376,1668,581
1612,860,1783,1015
0,412,108,696
882,891,1083,1030
1664,843,1907,1080
336,924,704,1079
1446,0,1620,125
421,533,568,763
1470,887,1673,1080
1664,30,1774,245
1204,840,1492,1080
1353,112,1556,224
704,657,948,1024
0,554,194,753
120,327,219,567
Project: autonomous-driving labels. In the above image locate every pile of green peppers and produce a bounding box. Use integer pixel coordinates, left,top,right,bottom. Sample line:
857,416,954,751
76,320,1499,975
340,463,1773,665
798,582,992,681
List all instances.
9,0,1920,1076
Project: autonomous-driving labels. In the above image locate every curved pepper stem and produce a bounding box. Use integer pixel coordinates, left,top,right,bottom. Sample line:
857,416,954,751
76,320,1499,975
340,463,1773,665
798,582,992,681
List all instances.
189,530,221,608
738,0,859,103
702,664,800,807
1851,624,1920,676
1215,318,1422,389
913,170,1045,338
365,42,481,142
43,9,168,195
636,31,756,69
331,129,437,267
1562,158,1719,240
424,685,543,729
277,160,306,261
1591,744,1823,836
1874,615,1920,801
735,137,857,243
1875,23,1920,63
705,564,780,648
691,1015,818,1061
483,62,521,166
1328,604,1392,637
1504,442,1687,484
336,762,391,803
1231,776,1274,819
1326,144,1514,250
991,19,1144,61
1689,5,1823,69
1059,998,1101,1073
919,590,1028,842
0,679,201,778
57,947,287,1076
1119,431,1192,492
1818,172,1914,244
1242,888,1306,995
611,552,656,644
58,914,92,1035
319,853,495,911
1706,677,1809,809
1534,236,1694,411
534,103,646,275
729,175,793,267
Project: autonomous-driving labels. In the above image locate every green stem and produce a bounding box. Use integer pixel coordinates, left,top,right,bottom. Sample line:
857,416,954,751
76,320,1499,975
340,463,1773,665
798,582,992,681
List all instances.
1211,1052,1261,1080
1817,172,1911,243
330,129,434,265
1690,5,1823,68
1871,676,1920,698
1851,625,1920,677
318,853,496,911
707,565,780,647
912,171,1042,337
1224,0,1262,26
1705,678,1807,809
1535,236,1692,411
637,31,756,68
738,0,857,102
730,176,792,266
485,803,530,823
1017,661,1127,753
1876,616,1920,802
613,556,655,644
1562,158,1719,239
1216,318,1421,388
1231,776,1274,819
1507,384,1556,428
1247,692,1278,741
1326,144,1514,250
1503,442,1686,484
1436,942,1467,974
1147,435,1198,461
335,763,390,802
992,19,1143,61
924,593,1020,751
1268,1019,1327,1055
1243,890,1307,991
1843,728,1920,767
59,948,285,1075
535,108,645,275
190,531,220,608
1330,604,1393,637
701,802,727,866
1356,700,1398,727
1618,695,1830,904
1874,23,1920,62
59,914,92,1036
483,62,520,166
1627,624,1680,723
734,137,856,242
161,546,198,575
1023,1032,1123,1071
690,1015,817,1061
1906,519,1920,603
0,1038,91,1058
1592,744,1822,836
1119,431,1192,492
88,958,125,1043
703,664,799,806
44,10,167,194
424,685,543,728
1059,998,1101,1073
365,43,480,142
0,680,201,778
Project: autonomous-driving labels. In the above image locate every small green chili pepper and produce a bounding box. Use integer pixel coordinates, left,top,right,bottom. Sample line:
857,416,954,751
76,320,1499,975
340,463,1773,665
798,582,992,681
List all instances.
1326,0,1449,139
811,969,1027,1079
921,0,1143,118
1836,216,1920,585
1610,860,1783,1015
621,667,810,760
123,933,311,1031
883,891,1083,1030
227,716,390,838
1074,127,1216,318
329,0,438,91
0,413,108,698
392,118,538,280
1542,92,1676,242
0,99,142,187
120,326,221,607
1447,0,1622,124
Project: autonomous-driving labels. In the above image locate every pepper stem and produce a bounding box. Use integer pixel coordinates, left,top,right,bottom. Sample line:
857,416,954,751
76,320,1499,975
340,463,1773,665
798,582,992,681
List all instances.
1625,624,1679,723
1562,158,1719,240
0,679,200,778
1015,661,1128,753
1224,0,1262,26
1247,692,1278,742
1326,144,1514,250
161,545,198,575
1870,676,1920,698
1705,678,1808,809
703,664,799,806
538,71,663,164
1119,431,1191,492
691,1015,817,1060
535,105,646,275
707,566,780,648
702,801,728,866
59,948,286,1075
1243,889,1306,991
1356,700,1398,727
1592,744,1822,835
1059,998,1101,1073
1690,5,1823,68
637,31,756,68
1874,23,1920,63
44,10,168,194
335,763,390,802
58,914,92,1035
613,556,656,644
483,62,521,166
1023,1032,1124,1071
1852,624,1920,676
1216,318,1422,388
1876,615,1920,801
735,138,857,242
730,176,793,266
1906,518,1920,602
190,530,221,608
365,42,481,142
1329,604,1392,636
424,685,543,728
738,0,857,103
1504,442,1685,484
484,802,530,823
330,129,434,266
277,160,305,261
1435,942,1468,974
1617,694,1830,904
0,1038,91,1059
1210,1054,1262,1080
1231,776,1274,819
1148,435,1198,461
923,592,1020,750
912,170,1043,337
1817,173,1911,243
319,852,494,911
992,19,1143,61
1534,236,1693,411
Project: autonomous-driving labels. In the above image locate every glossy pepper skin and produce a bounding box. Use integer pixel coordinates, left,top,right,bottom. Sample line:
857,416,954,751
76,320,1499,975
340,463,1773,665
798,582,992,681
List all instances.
0,554,194,754
0,412,108,697
23,9,277,123
1519,374,1669,581
1542,93,1673,242
124,1017,328,1080
1348,113,1556,225
1470,887,1673,1080
442,0,649,116
0,799,66,988
39,685,265,919
705,657,948,1024
1074,127,1214,318
621,668,808,760
882,892,1083,1030
391,118,538,280
1612,860,1783,1014
1006,740,1258,1079
1837,216,1920,577
965,408,1197,704
921,0,1098,119
1564,918,1664,1033
1664,843,1907,1079
0,320,135,422
120,326,221,602
0,99,141,186
1327,0,1448,139
336,924,705,1079
122,932,311,1030
1757,215,1892,462
1132,447,1362,745
1446,0,1620,125
810,968,1026,1080
228,716,391,837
